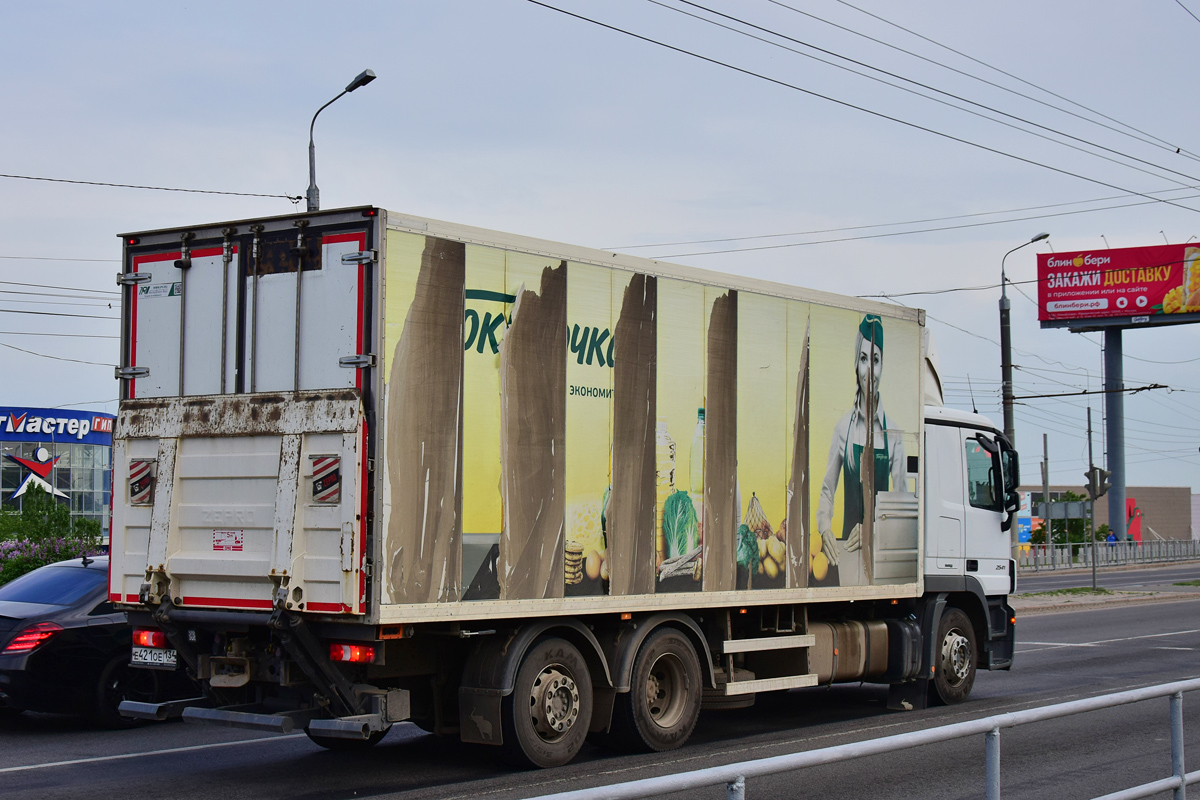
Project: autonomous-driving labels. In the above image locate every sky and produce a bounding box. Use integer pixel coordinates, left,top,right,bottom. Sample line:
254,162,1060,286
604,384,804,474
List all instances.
2,0,1199,498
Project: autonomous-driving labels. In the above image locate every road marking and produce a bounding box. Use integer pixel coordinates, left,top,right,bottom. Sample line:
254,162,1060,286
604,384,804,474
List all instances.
0,733,306,774
1018,628,1200,653
1153,647,1195,651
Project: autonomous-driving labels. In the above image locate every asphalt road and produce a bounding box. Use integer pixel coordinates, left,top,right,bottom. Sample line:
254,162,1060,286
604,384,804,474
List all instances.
1017,561,1200,593
3,598,1200,800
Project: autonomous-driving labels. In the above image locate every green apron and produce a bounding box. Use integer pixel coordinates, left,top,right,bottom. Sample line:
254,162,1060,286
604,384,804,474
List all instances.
841,410,889,538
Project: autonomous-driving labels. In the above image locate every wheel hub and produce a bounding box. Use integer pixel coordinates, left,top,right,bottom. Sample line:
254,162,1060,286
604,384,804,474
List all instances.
645,653,686,728
941,629,972,685
529,666,579,741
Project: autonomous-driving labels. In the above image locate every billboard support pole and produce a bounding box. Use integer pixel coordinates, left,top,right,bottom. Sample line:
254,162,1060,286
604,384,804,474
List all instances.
1104,328,1127,540
1088,407,1097,590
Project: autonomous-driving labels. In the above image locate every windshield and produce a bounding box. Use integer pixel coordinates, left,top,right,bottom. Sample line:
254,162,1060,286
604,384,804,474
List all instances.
0,565,107,606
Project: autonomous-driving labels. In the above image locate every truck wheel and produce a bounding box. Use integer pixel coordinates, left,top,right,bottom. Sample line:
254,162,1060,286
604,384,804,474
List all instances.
305,727,390,750
931,608,976,705
605,628,701,752
501,637,593,769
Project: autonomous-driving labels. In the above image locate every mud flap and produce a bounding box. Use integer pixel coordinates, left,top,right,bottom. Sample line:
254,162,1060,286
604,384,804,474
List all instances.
887,679,929,711
458,688,503,746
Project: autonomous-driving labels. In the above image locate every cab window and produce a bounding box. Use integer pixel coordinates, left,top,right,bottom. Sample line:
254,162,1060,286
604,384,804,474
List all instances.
965,438,1001,511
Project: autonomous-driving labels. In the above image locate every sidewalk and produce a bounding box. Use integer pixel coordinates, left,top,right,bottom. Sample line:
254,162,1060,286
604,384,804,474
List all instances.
1012,581,1200,615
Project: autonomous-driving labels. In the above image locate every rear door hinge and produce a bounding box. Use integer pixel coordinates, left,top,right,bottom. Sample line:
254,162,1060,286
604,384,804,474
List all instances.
340,250,377,265
339,354,376,369
116,366,150,380
117,272,152,285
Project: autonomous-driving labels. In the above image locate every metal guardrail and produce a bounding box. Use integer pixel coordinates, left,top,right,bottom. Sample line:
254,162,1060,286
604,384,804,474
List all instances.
525,678,1200,800
1017,540,1200,572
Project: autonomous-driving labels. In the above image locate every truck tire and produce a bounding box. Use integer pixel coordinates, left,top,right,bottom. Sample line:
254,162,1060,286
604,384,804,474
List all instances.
605,628,702,753
930,608,976,705
305,727,390,750
500,637,593,769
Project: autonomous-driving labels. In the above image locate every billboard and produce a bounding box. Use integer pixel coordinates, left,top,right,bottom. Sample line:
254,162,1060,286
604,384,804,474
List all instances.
1037,243,1200,325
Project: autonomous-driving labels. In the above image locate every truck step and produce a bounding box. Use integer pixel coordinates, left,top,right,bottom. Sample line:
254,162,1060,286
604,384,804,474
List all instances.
182,705,319,734
721,634,815,654
119,696,209,721
724,674,819,695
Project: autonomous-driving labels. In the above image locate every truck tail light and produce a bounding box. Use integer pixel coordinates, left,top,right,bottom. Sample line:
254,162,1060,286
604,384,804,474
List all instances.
329,643,375,663
3,622,64,654
129,458,156,506
133,628,167,648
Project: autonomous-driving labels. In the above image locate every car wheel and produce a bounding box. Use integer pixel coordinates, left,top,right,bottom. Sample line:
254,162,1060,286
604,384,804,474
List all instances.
603,628,702,753
94,654,160,728
500,637,593,769
305,726,391,750
930,608,976,706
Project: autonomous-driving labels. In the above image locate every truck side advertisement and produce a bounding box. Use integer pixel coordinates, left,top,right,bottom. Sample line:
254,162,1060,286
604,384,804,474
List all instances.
1037,243,1200,323
380,230,921,605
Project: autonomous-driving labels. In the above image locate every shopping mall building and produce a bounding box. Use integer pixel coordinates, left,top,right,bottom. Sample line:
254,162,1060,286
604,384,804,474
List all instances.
0,406,116,537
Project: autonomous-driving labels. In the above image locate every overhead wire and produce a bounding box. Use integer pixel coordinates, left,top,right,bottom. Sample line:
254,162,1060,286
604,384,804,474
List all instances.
661,0,1200,190
0,173,300,202
828,0,1200,162
525,1,1200,223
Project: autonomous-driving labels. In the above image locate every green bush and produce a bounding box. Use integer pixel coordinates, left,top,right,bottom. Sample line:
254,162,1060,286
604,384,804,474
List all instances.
0,484,102,585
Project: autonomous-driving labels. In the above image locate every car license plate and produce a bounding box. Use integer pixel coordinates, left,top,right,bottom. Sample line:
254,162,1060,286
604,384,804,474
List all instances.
131,645,177,670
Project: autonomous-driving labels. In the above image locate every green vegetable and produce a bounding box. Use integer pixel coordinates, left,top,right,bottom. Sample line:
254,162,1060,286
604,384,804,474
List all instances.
601,484,611,537
736,524,758,569
662,490,697,558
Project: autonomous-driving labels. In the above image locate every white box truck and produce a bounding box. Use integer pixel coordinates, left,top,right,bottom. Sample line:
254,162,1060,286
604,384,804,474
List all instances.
111,206,1018,767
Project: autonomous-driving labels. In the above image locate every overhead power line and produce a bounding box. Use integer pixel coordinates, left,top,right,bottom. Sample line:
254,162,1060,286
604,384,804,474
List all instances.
0,331,119,339
0,340,115,367
661,0,1200,189
0,308,118,321
829,0,1200,163
0,255,119,263
1176,0,1200,25
610,187,1200,251
0,280,118,296
0,173,301,202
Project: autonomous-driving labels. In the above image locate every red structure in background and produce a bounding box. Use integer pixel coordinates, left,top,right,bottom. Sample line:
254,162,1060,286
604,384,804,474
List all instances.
1127,497,1143,543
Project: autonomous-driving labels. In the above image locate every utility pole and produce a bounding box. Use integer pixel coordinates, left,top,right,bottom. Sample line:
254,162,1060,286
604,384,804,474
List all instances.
1088,408,1097,591
1041,433,1052,568
999,232,1050,447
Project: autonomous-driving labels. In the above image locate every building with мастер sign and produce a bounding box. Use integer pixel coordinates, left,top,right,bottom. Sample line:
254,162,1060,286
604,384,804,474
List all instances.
0,407,116,540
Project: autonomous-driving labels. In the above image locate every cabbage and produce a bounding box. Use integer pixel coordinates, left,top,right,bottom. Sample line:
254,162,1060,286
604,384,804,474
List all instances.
736,524,758,569
662,490,697,559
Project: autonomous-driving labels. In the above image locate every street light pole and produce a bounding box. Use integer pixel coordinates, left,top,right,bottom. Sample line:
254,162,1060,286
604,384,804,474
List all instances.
999,232,1049,447
306,69,377,213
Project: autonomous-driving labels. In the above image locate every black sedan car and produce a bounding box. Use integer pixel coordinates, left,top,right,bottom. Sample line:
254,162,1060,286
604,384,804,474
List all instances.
0,556,188,726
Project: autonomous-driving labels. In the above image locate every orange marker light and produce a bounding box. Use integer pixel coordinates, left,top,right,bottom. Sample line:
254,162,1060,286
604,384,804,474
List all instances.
620,613,632,621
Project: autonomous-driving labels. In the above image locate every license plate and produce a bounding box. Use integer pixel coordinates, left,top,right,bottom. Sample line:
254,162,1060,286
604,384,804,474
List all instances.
131,645,177,670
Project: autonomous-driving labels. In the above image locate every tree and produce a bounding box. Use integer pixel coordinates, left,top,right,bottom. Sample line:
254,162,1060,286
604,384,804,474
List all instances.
0,484,101,585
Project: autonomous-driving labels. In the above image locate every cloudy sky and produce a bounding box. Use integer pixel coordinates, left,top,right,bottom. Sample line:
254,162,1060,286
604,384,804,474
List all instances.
2,0,1199,497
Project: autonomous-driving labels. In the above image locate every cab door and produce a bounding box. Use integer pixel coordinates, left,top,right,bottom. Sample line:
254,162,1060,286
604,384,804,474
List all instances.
962,432,1009,595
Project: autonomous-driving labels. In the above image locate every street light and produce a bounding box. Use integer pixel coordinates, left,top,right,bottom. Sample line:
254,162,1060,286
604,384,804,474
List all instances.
999,231,1049,447
306,69,377,212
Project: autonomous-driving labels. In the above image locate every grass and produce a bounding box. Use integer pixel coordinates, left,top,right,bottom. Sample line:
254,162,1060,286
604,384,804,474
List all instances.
1020,586,1115,597
1173,580,1200,587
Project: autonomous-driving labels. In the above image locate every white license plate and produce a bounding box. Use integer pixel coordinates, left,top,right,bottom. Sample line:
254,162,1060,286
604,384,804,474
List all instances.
131,646,177,669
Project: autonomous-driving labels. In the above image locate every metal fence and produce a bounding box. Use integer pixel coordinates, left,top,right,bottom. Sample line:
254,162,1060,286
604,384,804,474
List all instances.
1016,539,1200,572
524,678,1200,800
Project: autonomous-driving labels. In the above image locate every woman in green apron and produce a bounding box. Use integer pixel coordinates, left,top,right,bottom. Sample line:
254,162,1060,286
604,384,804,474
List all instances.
815,314,906,586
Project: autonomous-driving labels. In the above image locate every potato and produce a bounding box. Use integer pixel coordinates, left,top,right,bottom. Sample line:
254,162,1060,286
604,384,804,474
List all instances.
809,532,822,556
600,558,609,582
812,551,828,581
766,536,786,565
757,560,764,575
763,555,779,579
585,549,601,581
757,538,768,560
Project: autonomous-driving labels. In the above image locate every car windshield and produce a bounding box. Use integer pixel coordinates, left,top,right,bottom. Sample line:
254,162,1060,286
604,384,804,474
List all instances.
0,566,107,606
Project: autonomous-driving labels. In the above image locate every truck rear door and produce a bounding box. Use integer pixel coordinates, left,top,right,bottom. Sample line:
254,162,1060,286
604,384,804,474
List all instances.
110,213,377,615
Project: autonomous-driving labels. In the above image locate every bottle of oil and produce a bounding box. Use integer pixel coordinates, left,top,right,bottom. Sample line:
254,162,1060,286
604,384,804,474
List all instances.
655,419,676,563
688,408,705,551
